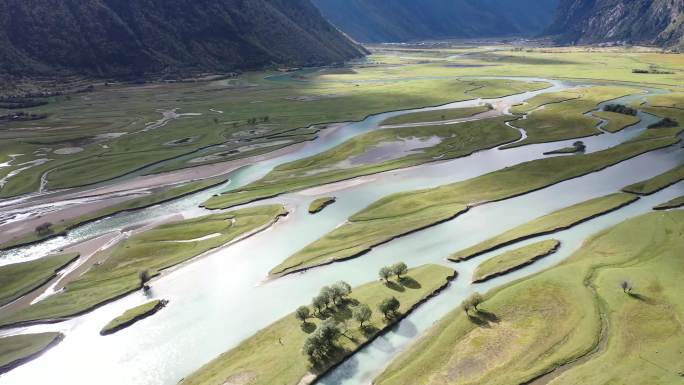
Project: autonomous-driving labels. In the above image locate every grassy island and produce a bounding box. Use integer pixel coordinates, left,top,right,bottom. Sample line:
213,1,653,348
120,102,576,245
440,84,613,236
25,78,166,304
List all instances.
101,300,168,336
593,110,641,133
309,197,336,214
270,128,679,276
180,264,455,385
375,210,684,385
0,204,287,328
0,253,79,307
0,332,63,374
450,193,638,261
654,195,684,210
381,105,491,126
472,239,560,283
622,163,684,195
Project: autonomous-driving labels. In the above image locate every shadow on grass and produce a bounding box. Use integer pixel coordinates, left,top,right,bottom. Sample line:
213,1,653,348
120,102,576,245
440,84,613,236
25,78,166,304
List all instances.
361,324,379,337
399,276,421,289
385,281,405,292
627,292,656,304
467,309,500,328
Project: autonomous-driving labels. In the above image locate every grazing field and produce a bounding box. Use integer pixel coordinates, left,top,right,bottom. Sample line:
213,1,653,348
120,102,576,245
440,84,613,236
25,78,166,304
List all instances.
180,264,455,385
472,239,560,283
505,86,641,148
450,193,638,261
622,163,684,195
0,253,79,307
593,110,641,133
100,300,167,336
0,333,63,374
380,105,491,125
0,177,228,250
0,75,547,198
270,128,681,276
0,205,287,327
375,211,684,385
309,197,337,214
204,116,520,209
654,195,684,210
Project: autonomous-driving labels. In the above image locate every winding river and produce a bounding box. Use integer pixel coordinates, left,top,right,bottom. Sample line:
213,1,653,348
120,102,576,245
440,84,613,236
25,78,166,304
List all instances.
0,78,682,385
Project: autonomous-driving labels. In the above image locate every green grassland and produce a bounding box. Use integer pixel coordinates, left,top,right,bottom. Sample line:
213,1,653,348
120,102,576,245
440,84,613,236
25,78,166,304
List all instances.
509,90,582,115
0,205,287,327
309,197,337,214
100,300,167,336
375,210,684,385
654,195,684,210
622,163,684,195
180,264,455,385
593,110,641,133
0,253,79,307
204,116,521,209
269,128,681,276
380,105,491,125
0,177,228,250
451,193,638,261
506,86,641,148
0,333,63,374
472,239,560,283
0,75,547,198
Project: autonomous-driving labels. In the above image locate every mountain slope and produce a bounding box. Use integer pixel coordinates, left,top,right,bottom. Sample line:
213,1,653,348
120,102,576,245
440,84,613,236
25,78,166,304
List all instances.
311,0,560,43
547,0,684,48
0,0,366,78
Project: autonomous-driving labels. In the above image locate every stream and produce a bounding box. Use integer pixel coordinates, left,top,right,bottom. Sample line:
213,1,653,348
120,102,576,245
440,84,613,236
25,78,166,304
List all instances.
0,78,682,385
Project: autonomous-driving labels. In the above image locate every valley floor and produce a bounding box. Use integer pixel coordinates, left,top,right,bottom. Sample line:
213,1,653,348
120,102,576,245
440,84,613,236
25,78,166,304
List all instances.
0,44,683,385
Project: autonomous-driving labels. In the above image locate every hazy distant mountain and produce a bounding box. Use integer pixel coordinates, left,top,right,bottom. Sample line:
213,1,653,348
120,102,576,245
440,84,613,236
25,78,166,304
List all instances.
311,0,560,43
0,0,366,78
547,0,684,48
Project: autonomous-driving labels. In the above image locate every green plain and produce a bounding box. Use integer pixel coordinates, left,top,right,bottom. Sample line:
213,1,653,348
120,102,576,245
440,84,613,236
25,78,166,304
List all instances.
0,253,79,307
381,105,490,125
375,210,684,385
0,204,287,327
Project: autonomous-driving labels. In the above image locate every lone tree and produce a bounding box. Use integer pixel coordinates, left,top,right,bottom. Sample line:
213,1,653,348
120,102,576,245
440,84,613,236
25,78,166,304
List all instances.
378,296,401,319
379,266,392,282
295,306,311,323
391,262,408,279
139,270,151,285
353,304,372,328
35,222,53,236
469,293,484,311
620,280,633,294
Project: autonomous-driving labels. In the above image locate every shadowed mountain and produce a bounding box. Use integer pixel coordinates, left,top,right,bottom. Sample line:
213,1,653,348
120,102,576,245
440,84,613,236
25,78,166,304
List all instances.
0,0,366,78
547,0,684,48
311,0,560,43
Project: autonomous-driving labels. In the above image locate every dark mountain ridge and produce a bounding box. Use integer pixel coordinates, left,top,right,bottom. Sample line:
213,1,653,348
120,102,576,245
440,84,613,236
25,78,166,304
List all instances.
547,0,684,48
0,0,366,78
311,0,560,43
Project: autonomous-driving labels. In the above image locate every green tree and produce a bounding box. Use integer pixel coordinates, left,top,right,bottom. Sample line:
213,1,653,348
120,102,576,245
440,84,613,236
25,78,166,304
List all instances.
330,281,352,304
379,266,392,282
353,304,372,328
391,262,408,279
319,286,333,307
378,296,400,319
295,306,310,323
312,295,327,315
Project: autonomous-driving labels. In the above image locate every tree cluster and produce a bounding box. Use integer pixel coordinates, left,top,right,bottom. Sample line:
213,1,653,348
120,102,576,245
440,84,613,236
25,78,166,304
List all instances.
378,262,408,282
603,103,637,116
648,117,678,129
